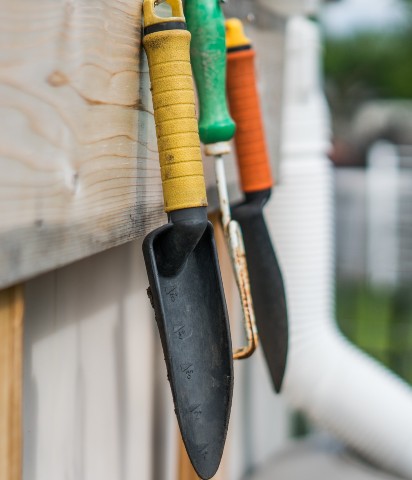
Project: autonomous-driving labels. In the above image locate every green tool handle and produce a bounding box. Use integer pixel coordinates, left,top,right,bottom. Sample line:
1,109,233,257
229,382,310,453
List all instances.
185,0,236,145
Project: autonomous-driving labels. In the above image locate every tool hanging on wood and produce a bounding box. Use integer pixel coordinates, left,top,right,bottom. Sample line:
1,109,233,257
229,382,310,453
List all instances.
225,18,288,392
185,0,258,360
142,1,233,478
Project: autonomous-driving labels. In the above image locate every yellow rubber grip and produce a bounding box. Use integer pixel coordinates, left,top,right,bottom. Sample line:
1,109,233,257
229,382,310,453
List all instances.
143,0,207,213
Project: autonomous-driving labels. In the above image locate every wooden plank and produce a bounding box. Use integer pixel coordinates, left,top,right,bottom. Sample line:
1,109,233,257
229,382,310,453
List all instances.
0,0,163,288
0,0,285,290
177,434,199,480
177,430,227,480
0,285,24,480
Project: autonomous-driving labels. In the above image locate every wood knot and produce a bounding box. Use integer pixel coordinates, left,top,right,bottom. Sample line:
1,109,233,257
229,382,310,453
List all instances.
47,71,68,87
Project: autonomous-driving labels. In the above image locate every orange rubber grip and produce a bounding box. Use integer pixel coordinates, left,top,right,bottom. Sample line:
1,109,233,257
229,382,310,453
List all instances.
227,48,273,192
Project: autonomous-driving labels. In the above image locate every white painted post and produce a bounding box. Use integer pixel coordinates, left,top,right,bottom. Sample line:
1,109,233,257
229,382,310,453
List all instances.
366,141,400,287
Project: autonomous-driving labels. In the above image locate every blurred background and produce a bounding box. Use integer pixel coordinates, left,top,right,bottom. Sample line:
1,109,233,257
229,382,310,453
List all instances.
2,0,411,479
322,0,412,385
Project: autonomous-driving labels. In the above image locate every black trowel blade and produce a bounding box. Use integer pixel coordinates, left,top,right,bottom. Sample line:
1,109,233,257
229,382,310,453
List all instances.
143,222,233,480
232,198,288,392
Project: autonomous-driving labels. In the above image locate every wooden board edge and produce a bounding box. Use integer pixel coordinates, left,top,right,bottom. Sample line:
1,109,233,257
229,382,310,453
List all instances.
0,285,24,480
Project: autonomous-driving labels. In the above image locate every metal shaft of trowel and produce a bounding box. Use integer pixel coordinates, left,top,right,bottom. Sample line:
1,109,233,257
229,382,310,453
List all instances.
215,153,258,360
215,155,231,228
210,142,258,360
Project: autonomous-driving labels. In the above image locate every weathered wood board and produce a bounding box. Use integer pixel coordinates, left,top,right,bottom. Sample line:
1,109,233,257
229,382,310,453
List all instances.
0,0,286,289
0,0,163,288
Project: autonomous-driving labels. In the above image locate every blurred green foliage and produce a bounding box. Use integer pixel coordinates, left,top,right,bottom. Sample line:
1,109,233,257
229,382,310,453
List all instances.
323,1,412,115
324,0,412,388
337,281,412,385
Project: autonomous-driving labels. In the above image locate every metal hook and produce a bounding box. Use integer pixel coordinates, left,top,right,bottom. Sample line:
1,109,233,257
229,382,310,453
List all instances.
214,154,258,359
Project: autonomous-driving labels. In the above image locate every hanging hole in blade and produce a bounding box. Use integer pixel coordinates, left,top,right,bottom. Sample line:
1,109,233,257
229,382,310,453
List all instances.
154,0,172,17
153,0,183,18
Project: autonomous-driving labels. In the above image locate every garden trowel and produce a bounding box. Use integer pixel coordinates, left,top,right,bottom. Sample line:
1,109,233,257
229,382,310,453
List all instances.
142,1,233,477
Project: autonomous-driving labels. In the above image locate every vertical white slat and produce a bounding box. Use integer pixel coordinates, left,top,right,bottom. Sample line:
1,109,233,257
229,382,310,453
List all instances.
367,141,400,287
23,240,156,480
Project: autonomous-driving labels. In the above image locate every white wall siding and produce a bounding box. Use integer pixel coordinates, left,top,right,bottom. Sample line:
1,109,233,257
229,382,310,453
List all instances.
23,241,160,480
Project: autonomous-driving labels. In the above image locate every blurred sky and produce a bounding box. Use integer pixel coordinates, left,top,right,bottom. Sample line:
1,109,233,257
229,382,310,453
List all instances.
320,0,407,36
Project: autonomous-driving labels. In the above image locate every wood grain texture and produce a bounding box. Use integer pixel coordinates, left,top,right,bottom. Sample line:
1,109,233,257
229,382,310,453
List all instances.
0,0,163,288
0,285,24,480
0,0,285,289
178,434,200,480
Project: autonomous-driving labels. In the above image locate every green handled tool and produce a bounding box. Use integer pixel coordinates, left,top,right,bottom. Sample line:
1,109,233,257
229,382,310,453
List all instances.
142,0,233,477
185,0,258,360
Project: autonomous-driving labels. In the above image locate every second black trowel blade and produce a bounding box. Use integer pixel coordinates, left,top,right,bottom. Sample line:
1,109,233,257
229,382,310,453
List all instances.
232,191,288,392
143,222,233,480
